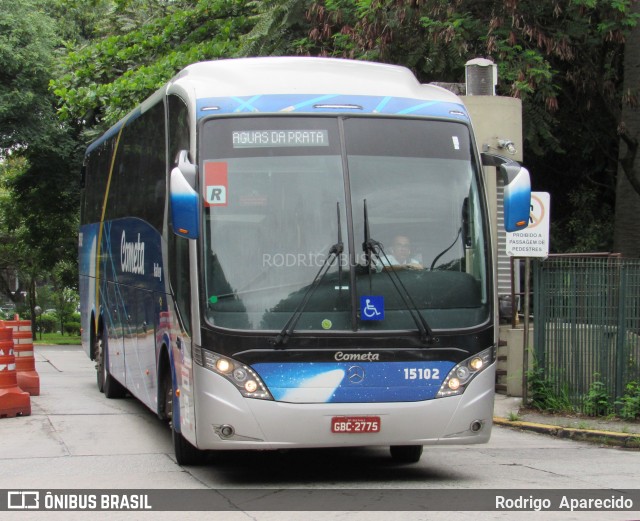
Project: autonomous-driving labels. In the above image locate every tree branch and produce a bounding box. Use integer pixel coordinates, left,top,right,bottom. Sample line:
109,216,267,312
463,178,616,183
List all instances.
618,122,640,196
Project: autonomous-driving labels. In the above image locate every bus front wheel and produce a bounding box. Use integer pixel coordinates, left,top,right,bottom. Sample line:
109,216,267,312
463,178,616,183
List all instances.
162,369,203,466
390,445,423,463
173,424,203,466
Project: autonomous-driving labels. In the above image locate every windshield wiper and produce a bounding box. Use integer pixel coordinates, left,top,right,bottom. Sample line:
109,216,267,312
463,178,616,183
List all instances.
362,199,434,344
430,197,466,270
362,198,381,274
430,228,461,270
272,202,344,347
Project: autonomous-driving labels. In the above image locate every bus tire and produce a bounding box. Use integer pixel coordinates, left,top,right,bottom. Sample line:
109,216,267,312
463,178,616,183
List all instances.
99,331,127,399
390,445,423,463
173,424,202,466
158,353,171,422
93,326,104,393
162,368,203,466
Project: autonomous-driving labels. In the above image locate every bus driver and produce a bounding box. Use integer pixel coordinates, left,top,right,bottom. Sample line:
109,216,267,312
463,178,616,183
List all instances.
384,235,423,270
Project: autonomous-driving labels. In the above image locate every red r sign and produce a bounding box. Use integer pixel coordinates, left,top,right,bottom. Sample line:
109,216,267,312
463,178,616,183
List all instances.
204,162,228,206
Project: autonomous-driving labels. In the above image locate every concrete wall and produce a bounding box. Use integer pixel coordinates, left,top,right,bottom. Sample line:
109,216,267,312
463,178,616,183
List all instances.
500,324,534,397
461,95,523,233
462,96,527,396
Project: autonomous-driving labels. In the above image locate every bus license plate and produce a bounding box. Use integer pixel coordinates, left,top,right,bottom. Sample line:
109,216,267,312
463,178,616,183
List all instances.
331,416,381,434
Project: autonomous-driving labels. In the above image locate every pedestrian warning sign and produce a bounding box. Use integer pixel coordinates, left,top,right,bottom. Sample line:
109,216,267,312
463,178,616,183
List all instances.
506,192,550,257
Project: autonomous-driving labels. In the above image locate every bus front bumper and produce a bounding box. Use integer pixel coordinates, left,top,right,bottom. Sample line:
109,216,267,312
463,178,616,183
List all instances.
191,363,496,450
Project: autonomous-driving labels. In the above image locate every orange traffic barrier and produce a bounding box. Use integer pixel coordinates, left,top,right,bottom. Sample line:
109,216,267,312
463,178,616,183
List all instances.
3,317,40,396
0,324,31,418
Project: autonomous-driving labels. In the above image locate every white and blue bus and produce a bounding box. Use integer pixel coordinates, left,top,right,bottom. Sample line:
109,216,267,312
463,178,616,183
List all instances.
79,57,530,465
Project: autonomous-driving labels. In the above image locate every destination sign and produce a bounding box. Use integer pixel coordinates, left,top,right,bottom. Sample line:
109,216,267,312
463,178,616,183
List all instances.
232,130,329,148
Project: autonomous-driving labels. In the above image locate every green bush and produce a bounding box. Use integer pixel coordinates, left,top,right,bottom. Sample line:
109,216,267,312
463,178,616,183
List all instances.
64,321,81,336
38,314,58,333
615,381,640,421
583,376,613,417
527,365,573,413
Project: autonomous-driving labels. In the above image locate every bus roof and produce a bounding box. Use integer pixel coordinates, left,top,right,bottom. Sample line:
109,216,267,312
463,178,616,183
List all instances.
168,57,461,103
87,57,468,156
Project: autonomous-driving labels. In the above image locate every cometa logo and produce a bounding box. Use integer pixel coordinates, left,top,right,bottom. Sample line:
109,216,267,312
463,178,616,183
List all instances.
121,231,145,275
334,351,380,362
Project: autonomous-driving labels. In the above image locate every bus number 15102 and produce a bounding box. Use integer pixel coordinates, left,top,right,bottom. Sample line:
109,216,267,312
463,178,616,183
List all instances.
403,368,440,380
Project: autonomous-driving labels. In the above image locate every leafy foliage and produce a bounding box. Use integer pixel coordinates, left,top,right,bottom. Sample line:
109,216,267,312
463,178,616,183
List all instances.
551,186,615,252
0,0,58,151
50,1,640,255
583,375,613,416
1,0,639,327
615,381,640,420
527,364,574,413
0,1,81,327
52,0,254,139
291,0,638,252
38,313,59,334
240,0,310,56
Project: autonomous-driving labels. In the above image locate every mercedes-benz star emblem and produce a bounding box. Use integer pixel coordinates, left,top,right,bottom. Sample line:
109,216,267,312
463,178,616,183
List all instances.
347,365,365,384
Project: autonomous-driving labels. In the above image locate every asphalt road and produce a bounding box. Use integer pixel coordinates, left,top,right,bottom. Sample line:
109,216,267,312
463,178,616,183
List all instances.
1,345,639,521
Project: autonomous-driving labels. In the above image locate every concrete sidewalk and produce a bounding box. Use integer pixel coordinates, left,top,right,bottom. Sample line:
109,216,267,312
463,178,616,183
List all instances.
493,394,640,448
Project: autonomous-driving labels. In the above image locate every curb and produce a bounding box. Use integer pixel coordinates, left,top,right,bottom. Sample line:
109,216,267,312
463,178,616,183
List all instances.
493,417,640,449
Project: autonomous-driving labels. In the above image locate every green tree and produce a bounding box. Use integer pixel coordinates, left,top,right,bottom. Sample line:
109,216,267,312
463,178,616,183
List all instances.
44,0,114,44
239,0,310,56
0,0,82,328
0,157,45,330
52,0,254,139
613,0,640,257
48,0,640,255
0,0,58,151
0,156,32,306
50,259,79,334
272,0,638,253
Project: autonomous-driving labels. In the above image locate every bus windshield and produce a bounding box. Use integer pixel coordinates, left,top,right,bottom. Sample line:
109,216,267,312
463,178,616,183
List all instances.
201,116,489,333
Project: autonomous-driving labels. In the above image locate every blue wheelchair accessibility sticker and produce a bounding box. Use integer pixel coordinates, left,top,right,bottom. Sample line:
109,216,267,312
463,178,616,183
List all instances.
360,296,384,321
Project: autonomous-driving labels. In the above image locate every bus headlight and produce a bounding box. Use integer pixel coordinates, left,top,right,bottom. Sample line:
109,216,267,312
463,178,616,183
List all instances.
216,358,232,373
194,346,272,400
436,347,494,398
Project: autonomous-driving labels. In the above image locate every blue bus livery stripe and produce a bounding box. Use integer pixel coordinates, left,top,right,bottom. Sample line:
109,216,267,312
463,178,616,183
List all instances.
252,361,455,403
196,94,469,120
231,94,262,113
373,96,392,113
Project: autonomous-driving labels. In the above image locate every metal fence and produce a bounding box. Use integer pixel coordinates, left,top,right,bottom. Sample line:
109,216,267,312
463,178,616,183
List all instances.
533,255,640,412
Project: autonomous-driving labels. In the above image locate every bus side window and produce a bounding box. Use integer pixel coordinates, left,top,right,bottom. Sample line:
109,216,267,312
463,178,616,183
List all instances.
167,95,192,334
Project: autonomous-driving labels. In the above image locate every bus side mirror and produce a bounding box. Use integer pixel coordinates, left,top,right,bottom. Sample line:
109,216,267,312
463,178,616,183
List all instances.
170,151,200,239
481,153,531,232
